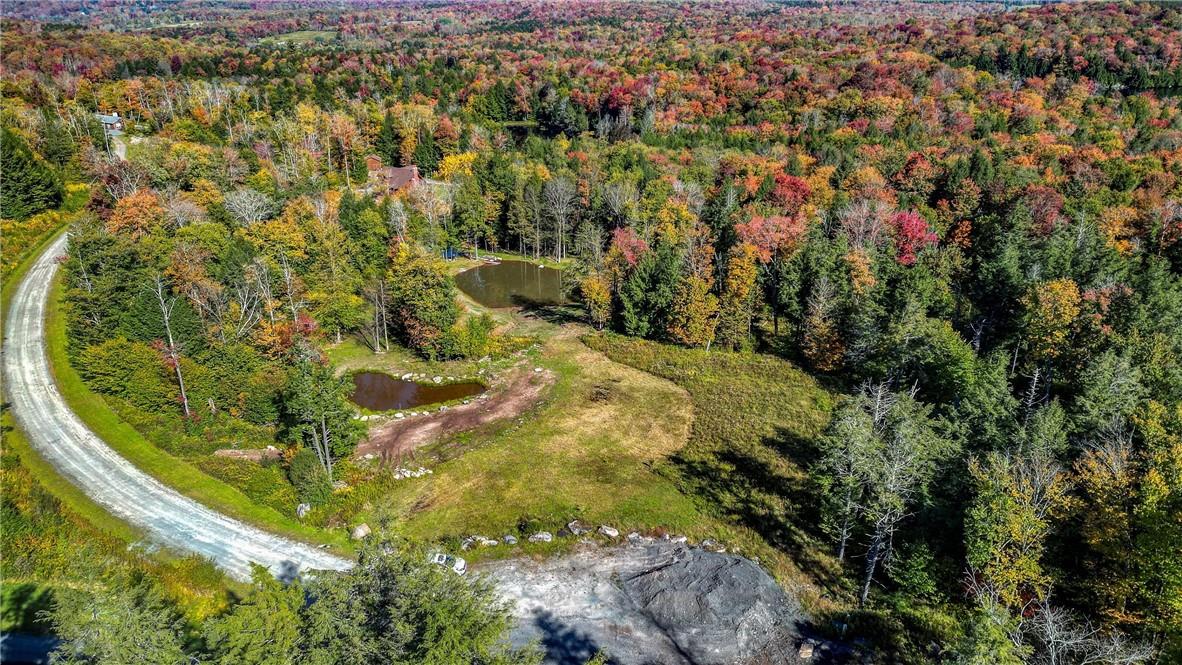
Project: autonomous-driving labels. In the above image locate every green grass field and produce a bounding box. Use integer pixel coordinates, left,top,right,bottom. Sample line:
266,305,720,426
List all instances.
313,322,843,608
316,329,706,550
585,334,843,590
259,30,338,45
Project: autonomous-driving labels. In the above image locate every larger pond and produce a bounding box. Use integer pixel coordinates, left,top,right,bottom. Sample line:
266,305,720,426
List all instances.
350,372,486,411
455,260,566,308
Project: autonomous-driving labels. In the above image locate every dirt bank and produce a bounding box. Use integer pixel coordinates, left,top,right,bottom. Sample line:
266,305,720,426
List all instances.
354,364,555,463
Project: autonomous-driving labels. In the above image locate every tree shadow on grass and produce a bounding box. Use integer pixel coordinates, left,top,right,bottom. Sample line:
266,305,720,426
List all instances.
515,300,585,326
669,424,842,589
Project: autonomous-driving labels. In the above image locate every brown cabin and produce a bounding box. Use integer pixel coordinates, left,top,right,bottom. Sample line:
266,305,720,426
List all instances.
365,154,421,195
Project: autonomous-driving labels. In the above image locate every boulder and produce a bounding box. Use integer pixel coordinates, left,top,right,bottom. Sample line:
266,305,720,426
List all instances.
620,547,802,665
598,525,620,538
527,531,553,543
296,503,311,519
432,376,443,383
566,520,590,536
798,641,815,660
502,535,518,545
700,538,727,553
351,523,371,540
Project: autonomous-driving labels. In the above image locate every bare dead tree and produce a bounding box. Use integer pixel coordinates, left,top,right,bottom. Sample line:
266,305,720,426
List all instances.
100,160,149,200
839,198,893,251
544,176,577,262
525,179,545,259
229,278,263,342
361,278,391,353
223,187,275,226
1028,600,1155,665
164,195,206,228
147,275,191,418
387,197,408,244
857,409,942,608
673,178,705,216
278,254,305,320
601,180,638,228
247,257,278,324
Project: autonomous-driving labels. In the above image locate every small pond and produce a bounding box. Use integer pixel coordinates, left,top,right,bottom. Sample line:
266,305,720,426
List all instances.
349,372,486,411
455,260,566,308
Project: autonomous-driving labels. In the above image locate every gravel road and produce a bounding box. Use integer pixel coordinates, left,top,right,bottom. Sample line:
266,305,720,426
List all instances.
3,234,351,581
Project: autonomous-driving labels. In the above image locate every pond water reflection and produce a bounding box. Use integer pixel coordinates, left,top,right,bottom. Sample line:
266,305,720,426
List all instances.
454,260,566,308
349,372,485,411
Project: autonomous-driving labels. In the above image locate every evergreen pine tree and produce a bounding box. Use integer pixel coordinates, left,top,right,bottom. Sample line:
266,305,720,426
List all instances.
1,126,63,219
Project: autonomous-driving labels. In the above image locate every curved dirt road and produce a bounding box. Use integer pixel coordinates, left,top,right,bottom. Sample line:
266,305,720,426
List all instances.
3,233,351,581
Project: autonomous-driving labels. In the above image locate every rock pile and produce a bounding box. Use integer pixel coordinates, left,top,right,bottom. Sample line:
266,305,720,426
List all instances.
392,466,432,480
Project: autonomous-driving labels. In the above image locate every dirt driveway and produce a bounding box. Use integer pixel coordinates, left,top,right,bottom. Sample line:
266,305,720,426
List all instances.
354,364,555,463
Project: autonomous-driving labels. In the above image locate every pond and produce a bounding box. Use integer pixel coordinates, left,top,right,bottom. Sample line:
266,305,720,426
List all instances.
349,372,486,411
454,260,566,308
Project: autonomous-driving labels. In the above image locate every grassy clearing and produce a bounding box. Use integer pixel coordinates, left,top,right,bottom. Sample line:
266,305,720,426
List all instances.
259,30,338,45
584,334,844,592
318,329,712,550
43,275,352,554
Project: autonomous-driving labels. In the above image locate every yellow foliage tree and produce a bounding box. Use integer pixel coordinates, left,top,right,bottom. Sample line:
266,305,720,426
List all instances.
1023,278,1081,361
437,152,478,182
580,272,612,330
667,274,719,348
715,242,759,351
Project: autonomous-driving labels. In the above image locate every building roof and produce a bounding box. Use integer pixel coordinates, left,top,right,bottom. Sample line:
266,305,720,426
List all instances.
374,165,420,192
96,113,121,124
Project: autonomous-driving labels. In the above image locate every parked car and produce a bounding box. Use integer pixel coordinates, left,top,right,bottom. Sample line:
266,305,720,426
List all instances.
428,551,467,575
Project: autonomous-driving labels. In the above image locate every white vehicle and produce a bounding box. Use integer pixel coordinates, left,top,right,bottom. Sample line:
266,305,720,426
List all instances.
428,552,467,575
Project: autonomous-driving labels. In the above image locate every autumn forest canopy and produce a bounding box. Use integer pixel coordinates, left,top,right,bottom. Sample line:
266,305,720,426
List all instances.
2,1,1181,663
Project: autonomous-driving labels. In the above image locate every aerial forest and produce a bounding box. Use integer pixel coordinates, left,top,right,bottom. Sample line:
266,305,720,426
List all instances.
2,1,1180,663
